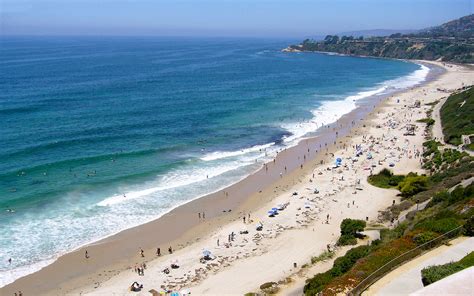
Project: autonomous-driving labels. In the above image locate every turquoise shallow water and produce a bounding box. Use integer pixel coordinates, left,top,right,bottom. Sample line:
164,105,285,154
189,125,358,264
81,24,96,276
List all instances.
0,36,426,285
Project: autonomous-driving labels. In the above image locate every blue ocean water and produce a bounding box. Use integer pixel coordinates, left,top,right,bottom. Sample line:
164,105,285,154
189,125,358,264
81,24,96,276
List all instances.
0,36,427,285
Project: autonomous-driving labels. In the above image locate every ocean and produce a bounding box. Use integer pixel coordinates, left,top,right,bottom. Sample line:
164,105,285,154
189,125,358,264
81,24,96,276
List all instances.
0,36,428,286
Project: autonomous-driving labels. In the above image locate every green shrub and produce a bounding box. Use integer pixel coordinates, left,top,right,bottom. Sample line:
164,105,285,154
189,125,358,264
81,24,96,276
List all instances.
304,246,371,294
311,250,335,264
337,219,366,246
368,168,405,188
442,149,468,164
459,251,474,266
337,234,357,246
463,183,474,198
417,118,435,126
381,223,408,242
304,270,333,294
430,190,450,205
340,219,366,236
421,252,474,286
398,174,429,197
464,216,474,236
421,262,464,286
413,231,439,245
430,160,474,184
415,217,462,234
331,246,371,276
423,140,442,157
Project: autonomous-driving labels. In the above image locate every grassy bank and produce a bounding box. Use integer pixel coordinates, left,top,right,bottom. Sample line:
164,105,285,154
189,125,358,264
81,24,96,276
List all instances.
440,86,474,150
421,251,474,286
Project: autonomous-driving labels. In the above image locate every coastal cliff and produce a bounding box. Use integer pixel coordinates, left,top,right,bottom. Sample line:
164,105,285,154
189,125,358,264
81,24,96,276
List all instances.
285,14,474,63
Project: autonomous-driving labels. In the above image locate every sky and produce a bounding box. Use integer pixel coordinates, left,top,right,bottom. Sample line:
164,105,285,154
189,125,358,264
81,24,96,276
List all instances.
0,0,472,37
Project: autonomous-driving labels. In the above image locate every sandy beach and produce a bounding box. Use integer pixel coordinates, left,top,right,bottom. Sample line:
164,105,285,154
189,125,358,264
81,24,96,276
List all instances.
2,60,473,296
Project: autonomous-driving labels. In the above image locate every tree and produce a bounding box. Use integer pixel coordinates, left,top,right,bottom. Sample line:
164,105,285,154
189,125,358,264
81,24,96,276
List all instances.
340,219,366,236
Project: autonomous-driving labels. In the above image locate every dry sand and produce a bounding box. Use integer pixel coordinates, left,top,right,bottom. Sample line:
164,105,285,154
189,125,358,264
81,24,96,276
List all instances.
2,61,473,296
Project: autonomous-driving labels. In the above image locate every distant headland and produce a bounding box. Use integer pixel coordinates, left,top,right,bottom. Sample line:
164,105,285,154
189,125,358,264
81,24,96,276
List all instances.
284,14,474,64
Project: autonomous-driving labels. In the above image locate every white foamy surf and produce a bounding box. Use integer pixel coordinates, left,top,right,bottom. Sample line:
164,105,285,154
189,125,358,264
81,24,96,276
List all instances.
0,62,431,289
281,63,429,145
97,155,263,207
200,142,275,161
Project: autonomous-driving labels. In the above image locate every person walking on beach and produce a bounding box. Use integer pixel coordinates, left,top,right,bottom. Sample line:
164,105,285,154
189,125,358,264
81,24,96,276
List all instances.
198,212,201,219
85,250,89,259
243,216,246,224
140,248,144,257
168,246,173,254
157,247,161,256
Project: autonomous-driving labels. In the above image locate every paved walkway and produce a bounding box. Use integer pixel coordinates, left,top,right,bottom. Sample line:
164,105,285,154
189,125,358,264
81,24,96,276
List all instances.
364,237,474,295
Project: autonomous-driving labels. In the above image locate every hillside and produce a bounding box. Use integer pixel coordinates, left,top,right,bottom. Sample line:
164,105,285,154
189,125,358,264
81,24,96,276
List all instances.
285,14,474,63
419,14,474,38
440,86,474,149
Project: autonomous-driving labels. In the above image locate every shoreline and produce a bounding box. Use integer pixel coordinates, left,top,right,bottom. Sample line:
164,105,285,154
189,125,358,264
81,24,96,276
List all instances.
0,60,451,295
84,60,473,296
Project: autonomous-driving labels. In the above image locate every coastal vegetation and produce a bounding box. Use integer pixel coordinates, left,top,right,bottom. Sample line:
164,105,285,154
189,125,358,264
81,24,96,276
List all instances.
416,118,435,126
422,140,471,173
303,144,473,295
311,250,335,264
397,174,429,197
440,86,474,149
285,14,474,63
336,219,366,246
303,245,373,294
368,169,429,198
367,168,404,188
421,251,474,286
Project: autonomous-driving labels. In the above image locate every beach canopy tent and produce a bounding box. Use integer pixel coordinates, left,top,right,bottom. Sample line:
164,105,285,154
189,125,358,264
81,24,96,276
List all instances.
268,208,278,217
